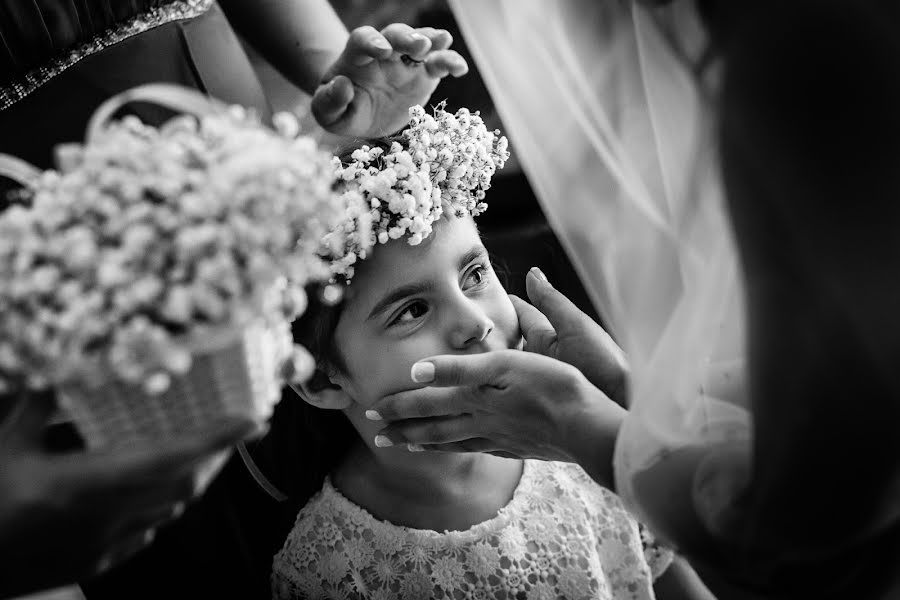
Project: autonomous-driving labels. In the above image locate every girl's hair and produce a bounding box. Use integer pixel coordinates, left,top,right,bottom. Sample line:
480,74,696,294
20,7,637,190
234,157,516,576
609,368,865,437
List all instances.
249,289,356,520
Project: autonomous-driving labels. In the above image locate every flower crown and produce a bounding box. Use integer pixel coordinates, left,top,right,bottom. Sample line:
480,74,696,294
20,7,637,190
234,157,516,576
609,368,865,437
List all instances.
322,102,510,282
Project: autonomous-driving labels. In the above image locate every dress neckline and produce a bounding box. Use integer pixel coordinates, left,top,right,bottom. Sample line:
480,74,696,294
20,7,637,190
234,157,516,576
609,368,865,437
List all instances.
319,459,532,540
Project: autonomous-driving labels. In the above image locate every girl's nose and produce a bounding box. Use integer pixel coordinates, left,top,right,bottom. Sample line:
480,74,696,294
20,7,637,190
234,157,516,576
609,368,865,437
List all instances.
449,299,495,350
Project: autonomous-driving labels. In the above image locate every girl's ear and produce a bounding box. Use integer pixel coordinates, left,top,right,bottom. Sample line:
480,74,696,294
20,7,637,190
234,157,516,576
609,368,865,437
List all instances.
290,369,354,410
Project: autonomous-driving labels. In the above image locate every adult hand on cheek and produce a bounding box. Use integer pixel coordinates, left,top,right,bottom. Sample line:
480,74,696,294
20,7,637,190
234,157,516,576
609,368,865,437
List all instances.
367,350,626,490
514,268,630,406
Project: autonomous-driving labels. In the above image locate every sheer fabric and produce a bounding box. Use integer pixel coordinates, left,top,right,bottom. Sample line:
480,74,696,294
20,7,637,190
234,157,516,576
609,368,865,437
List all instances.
447,0,751,551
272,460,672,600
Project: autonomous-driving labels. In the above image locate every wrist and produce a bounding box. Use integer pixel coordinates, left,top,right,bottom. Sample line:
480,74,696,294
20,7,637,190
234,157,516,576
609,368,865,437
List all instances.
564,378,626,490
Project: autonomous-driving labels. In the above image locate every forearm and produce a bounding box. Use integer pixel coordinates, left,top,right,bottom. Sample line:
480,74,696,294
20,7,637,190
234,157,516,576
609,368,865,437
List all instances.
218,0,348,94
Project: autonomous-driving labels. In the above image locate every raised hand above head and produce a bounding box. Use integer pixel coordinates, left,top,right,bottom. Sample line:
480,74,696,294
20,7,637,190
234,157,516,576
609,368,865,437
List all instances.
311,24,468,137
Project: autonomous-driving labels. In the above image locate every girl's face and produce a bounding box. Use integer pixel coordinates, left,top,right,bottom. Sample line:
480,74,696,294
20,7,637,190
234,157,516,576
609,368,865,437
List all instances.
330,215,521,408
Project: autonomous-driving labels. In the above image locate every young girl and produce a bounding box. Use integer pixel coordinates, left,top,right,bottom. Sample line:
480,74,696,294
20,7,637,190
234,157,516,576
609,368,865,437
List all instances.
269,105,698,600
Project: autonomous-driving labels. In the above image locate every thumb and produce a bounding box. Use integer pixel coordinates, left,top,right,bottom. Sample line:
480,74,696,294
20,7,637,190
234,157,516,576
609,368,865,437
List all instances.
310,75,354,128
509,294,556,354
525,268,592,338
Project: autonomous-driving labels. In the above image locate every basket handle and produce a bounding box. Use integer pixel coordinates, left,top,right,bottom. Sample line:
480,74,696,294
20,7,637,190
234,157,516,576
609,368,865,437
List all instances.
0,84,227,190
0,154,42,188
85,83,230,143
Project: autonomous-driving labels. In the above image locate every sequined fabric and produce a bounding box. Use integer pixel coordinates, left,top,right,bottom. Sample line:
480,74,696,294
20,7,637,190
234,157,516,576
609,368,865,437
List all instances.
0,0,214,110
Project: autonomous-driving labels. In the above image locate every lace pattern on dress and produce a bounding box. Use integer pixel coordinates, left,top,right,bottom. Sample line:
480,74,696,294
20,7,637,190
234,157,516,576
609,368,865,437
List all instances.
272,460,674,600
0,0,214,111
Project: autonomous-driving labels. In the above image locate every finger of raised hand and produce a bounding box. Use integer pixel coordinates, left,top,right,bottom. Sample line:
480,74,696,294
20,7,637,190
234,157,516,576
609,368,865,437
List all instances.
380,23,431,59
370,386,472,421
424,50,469,79
344,26,393,66
510,294,557,355
377,414,480,446
310,75,355,128
415,27,453,51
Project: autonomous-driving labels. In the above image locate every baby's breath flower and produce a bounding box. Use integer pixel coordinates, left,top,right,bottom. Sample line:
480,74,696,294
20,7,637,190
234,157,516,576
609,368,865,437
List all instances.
325,101,510,283
0,103,343,393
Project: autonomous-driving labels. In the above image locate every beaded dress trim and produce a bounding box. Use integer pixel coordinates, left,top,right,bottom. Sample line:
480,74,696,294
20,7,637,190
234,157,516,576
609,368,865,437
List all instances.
0,0,214,111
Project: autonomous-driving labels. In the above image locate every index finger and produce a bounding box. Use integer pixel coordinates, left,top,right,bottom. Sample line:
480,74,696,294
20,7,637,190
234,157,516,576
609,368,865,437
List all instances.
370,385,474,422
409,350,518,388
310,75,354,127
343,26,393,66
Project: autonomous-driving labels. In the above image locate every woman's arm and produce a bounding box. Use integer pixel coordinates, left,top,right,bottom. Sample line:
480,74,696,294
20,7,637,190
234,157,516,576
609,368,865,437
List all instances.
217,0,347,95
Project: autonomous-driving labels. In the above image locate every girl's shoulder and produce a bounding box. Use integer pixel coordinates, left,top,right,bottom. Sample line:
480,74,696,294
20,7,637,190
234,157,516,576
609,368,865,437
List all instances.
525,459,627,510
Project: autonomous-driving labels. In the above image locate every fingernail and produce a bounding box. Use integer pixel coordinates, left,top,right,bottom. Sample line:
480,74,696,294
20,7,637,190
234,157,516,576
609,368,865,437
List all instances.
171,502,186,519
407,443,424,452
372,37,392,51
374,435,394,448
410,32,427,41
411,361,435,383
529,267,548,283
365,410,382,421
142,528,157,544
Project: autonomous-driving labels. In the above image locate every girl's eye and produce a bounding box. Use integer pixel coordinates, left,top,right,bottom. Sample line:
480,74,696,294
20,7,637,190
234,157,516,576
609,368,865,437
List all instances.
392,301,429,326
463,264,490,290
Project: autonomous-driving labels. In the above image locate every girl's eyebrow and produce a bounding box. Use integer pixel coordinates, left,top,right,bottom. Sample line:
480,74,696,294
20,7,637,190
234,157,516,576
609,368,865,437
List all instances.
458,245,489,272
366,281,435,322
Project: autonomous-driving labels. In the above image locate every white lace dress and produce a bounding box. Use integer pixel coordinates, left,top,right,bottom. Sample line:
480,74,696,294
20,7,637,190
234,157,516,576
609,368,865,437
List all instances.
271,460,673,600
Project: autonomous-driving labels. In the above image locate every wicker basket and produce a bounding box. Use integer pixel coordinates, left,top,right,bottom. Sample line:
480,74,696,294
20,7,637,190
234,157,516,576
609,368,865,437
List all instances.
57,324,285,449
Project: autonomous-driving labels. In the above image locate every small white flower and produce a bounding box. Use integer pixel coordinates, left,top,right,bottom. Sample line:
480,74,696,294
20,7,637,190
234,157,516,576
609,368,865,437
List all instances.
143,371,171,395
161,286,193,324
271,111,300,138
31,265,61,294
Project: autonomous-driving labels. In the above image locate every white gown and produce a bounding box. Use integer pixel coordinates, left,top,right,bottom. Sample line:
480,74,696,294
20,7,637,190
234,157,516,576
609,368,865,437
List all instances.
447,0,752,551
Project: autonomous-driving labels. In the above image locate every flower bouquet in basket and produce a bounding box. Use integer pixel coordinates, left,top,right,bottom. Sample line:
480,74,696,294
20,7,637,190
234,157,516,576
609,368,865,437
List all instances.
0,85,345,449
